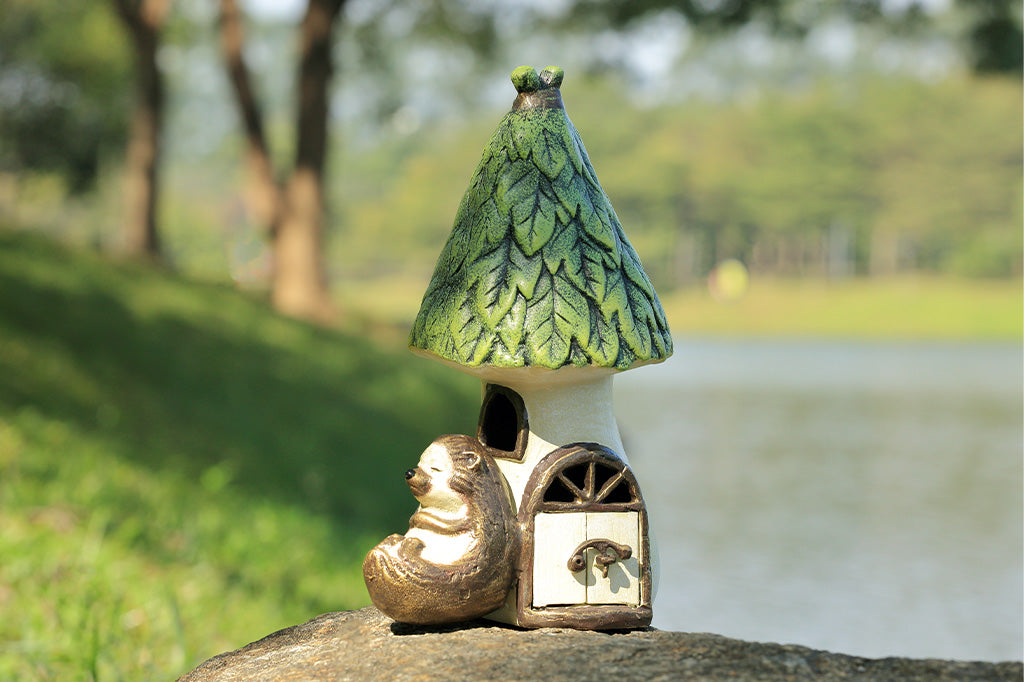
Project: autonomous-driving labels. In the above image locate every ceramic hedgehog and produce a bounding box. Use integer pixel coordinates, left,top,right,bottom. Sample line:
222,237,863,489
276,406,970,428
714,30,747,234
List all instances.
362,435,518,624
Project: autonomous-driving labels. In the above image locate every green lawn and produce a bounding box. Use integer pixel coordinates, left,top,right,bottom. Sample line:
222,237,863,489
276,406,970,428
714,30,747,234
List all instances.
0,230,478,680
660,276,1022,341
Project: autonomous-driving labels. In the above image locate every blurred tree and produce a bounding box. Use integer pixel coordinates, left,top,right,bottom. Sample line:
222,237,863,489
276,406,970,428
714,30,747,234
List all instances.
218,0,345,321
557,0,1021,77
219,0,505,320
112,0,173,260
0,1,130,192
562,0,784,32
334,74,1021,282
957,0,1023,74
274,0,347,320
217,0,283,268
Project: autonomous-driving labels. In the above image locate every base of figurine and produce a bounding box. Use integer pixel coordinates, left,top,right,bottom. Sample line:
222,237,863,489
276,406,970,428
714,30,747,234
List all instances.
484,586,652,631
516,604,652,630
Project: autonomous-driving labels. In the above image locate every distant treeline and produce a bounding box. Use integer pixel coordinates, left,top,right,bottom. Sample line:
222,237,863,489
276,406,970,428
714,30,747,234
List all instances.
333,75,1022,287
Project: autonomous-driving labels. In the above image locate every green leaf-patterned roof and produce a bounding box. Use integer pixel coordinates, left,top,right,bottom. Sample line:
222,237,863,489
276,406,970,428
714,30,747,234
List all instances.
410,66,672,372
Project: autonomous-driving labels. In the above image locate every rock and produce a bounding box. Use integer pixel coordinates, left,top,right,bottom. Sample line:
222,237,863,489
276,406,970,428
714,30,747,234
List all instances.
178,607,1021,682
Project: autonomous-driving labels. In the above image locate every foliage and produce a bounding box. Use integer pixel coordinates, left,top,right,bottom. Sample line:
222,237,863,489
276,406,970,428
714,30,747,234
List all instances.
957,0,1023,74
335,74,1022,286
557,0,1020,74
410,68,671,370
0,229,477,679
0,1,131,192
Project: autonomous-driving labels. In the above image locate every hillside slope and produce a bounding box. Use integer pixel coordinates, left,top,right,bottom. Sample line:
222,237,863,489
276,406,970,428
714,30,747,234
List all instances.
0,230,477,680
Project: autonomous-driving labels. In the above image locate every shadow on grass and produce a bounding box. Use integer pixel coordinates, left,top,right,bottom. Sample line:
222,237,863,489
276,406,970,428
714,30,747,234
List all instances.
0,230,479,535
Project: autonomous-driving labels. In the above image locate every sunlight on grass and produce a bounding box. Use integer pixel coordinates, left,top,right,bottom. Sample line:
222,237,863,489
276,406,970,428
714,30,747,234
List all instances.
0,230,477,680
661,277,1022,340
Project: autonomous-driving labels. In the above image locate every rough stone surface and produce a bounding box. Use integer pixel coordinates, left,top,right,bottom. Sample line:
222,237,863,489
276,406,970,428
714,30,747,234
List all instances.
178,607,1022,682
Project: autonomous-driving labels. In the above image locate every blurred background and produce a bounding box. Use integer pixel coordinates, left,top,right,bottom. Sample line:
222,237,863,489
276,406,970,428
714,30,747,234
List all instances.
0,0,1020,678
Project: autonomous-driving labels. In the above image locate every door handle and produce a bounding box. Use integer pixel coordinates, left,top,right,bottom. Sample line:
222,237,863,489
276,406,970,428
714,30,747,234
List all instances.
566,538,632,577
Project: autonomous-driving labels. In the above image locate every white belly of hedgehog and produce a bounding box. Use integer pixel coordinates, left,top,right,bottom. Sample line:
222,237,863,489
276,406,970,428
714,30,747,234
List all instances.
398,506,475,565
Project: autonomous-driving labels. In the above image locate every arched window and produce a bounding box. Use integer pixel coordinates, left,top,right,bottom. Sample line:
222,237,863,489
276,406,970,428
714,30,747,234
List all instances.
541,456,639,506
477,384,528,461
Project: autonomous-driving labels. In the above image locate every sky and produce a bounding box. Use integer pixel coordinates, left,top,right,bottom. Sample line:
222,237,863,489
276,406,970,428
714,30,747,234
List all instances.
242,0,304,21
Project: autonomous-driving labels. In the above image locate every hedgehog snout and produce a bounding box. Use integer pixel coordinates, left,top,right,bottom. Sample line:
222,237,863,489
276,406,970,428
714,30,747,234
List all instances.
405,468,431,497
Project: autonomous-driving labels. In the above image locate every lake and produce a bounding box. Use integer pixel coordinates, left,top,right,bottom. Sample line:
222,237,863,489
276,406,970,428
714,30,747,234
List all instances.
615,339,1023,661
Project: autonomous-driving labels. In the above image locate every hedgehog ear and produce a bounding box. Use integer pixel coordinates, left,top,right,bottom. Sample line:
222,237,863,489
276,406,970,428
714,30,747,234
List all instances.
464,451,482,470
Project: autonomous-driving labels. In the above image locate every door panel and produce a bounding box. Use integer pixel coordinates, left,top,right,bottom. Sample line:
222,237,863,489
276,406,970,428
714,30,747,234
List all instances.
533,512,587,606
584,512,640,605
532,511,641,607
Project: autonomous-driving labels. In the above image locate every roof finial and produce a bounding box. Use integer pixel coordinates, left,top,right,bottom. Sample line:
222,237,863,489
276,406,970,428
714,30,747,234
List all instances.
511,66,541,94
510,65,565,110
539,66,564,88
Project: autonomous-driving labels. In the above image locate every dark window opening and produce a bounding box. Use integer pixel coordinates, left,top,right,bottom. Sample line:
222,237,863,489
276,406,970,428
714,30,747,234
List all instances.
600,480,634,504
478,385,527,460
594,462,635,503
562,463,589,491
592,462,616,491
543,478,577,502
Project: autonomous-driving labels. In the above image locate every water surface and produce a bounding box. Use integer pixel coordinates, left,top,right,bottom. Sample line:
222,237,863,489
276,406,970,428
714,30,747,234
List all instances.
616,339,1023,661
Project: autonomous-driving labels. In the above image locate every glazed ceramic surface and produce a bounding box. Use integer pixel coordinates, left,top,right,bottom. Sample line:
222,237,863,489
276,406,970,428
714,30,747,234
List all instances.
362,435,518,624
366,66,670,630
409,65,671,374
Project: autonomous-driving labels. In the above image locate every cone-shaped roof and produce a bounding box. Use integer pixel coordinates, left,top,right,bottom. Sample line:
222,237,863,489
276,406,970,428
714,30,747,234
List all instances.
410,66,672,374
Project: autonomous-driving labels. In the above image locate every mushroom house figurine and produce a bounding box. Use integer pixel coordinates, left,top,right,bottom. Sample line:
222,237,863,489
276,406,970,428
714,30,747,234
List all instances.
363,65,672,630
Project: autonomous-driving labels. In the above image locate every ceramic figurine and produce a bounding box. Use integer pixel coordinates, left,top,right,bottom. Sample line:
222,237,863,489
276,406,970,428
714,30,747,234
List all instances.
364,65,672,630
363,435,518,624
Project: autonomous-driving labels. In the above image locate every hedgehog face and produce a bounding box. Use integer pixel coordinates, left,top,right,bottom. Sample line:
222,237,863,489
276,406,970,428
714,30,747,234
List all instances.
407,441,464,513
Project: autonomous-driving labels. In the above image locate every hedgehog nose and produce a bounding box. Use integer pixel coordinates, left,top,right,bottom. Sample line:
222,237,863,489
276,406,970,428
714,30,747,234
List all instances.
405,469,416,480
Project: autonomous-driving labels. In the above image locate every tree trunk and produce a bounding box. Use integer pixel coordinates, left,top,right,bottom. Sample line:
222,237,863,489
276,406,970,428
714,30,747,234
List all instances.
271,0,345,321
112,0,170,260
275,168,330,317
217,0,283,241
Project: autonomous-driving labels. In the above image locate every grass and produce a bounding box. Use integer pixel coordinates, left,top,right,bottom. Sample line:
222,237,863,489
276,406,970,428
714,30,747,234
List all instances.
660,276,1023,341
0,229,478,680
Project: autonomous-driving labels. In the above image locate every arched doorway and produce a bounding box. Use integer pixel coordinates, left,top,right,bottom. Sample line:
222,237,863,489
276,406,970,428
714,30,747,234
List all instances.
515,443,652,629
